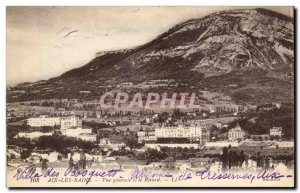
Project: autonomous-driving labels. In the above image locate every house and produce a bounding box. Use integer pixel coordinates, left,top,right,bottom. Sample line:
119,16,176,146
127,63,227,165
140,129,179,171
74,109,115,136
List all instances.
270,127,283,137
99,138,126,150
216,122,222,129
175,160,191,171
100,160,121,169
119,160,147,169
275,103,281,109
62,126,92,137
190,158,210,168
228,124,245,141
132,146,148,153
26,155,42,164
77,133,97,142
99,138,113,145
7,148,21,160
147,162,167,169
67,152,93,163
92,154,103,163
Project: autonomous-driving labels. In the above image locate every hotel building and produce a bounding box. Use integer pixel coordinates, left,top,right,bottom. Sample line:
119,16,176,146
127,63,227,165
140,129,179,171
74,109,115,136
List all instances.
228,124,245,141
154,125,210,146
27,115,60,127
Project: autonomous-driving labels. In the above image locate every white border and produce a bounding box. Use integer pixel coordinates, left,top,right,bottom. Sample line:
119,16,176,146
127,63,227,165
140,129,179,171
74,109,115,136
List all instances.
1,0,298,192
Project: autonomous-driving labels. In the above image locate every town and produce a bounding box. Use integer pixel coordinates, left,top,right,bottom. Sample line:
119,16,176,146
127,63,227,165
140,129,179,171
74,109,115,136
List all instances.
7,95,294,172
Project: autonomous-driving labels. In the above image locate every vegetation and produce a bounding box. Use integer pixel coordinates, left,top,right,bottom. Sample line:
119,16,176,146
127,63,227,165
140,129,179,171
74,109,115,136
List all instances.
7,135,97,158
221,105,294,139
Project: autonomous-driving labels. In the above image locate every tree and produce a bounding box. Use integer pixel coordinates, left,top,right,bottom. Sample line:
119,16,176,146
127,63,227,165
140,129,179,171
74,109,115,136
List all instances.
124,134,139,149
22,121,29,130
41,126,53,132
38,136,96,152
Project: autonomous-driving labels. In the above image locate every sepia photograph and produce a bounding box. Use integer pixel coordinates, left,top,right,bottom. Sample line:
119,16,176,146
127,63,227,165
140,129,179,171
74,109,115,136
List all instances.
6,6,295,188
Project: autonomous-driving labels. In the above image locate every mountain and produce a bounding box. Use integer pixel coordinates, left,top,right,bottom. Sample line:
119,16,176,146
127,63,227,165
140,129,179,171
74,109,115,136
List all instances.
9,8,294,104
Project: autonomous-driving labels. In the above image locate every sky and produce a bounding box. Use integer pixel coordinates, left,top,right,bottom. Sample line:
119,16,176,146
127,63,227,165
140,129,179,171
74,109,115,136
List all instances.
6,6,293,86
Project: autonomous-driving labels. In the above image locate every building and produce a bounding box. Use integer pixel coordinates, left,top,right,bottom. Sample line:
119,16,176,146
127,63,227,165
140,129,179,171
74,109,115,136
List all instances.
7,146,22,160
190,158,210,168
27,115,60,127
31,150,62,162
216,122,222,129
275,103,281,109
99,138,126,150
16,132,52,140
205,141,243,147
79,91,91,94
250,134,270,141
137,129,146,137
118,82,134,88
62,126,92,137
228,124,245,141
175,160,191,171
77,133,97,142
27,115,82,131
137,129,146,143
99,138,113,145
138,79,174,88
273,141,294,148
155,125,210,146
270,127,283,137
215,104,245,113
60,115,82,130
145,143,200,149
120,160,147,169
137,129,157,143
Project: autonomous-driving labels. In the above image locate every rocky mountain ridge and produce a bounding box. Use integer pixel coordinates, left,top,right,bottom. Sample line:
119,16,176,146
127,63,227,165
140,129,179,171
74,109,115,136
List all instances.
9,8,294,104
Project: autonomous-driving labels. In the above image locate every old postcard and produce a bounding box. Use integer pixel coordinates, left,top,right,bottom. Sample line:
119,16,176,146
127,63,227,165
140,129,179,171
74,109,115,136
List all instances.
6,6,295,188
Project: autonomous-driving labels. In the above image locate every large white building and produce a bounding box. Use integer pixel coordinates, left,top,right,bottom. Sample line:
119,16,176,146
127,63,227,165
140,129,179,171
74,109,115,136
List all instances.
60,116,82,130
25,115,93,140
228,124,245,141
154,125,210,145
155,125,207,138
62,126,92,138
27,115,82,130
27,115,60,127
16,132,52,140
